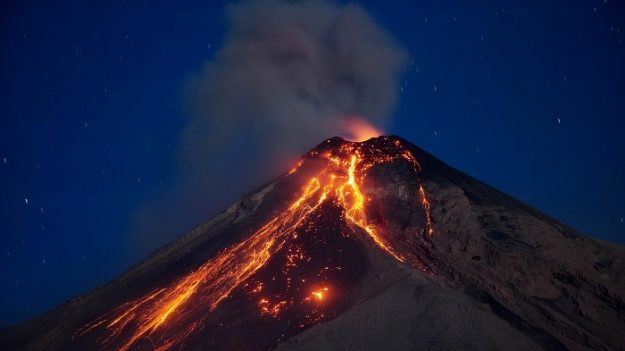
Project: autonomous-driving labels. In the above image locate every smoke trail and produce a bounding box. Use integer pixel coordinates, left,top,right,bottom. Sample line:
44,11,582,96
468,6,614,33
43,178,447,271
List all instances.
130,0,407,256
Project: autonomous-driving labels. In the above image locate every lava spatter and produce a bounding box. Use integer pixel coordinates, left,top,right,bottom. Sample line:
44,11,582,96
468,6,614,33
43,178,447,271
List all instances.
73,136,435,350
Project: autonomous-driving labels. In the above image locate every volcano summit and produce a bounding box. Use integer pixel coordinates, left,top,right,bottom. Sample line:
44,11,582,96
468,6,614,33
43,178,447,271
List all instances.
2,136,624,351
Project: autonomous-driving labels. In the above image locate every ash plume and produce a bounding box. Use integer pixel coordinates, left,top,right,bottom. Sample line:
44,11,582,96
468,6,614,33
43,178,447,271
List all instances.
130,0,407,256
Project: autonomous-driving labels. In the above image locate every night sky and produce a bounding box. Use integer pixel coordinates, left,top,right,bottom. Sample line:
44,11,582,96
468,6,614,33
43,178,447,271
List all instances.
1,0,624,327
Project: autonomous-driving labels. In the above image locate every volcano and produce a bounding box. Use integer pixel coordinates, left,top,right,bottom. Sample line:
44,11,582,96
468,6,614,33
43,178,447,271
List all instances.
2,136,624,351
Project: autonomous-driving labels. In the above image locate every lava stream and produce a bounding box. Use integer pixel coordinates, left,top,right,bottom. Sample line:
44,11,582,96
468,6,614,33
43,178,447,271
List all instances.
74,137,434,350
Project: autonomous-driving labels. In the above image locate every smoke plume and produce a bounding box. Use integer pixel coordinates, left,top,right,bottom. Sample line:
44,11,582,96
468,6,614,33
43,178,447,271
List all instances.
130,0,407,256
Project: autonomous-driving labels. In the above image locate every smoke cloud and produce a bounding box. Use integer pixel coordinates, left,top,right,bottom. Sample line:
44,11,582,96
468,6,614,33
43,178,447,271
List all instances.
130,0,407,257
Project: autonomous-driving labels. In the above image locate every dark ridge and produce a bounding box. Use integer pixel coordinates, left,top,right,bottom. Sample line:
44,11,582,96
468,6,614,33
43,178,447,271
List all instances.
465,288,569,351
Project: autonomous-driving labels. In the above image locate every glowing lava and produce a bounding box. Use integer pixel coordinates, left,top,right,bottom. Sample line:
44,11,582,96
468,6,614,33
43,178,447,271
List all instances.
309,287,329,302
336,117,383,142
74,136,434,350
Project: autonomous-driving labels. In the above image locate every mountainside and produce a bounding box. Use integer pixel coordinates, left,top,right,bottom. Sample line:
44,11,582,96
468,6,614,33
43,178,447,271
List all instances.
2,136,624,351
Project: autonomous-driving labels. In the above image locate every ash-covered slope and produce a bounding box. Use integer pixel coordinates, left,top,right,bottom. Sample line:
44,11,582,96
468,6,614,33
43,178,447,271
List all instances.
1,136,624,351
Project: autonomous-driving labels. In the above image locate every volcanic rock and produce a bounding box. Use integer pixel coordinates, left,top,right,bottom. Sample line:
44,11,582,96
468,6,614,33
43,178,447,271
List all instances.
1,136,624,351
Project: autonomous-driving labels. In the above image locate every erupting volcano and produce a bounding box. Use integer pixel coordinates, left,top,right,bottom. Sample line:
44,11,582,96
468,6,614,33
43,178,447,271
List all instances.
72,137,434,351
2,136,625,351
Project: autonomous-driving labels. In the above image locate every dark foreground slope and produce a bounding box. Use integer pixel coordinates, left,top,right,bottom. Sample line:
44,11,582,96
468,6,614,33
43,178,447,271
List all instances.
279,137,625,351
1,136,624,351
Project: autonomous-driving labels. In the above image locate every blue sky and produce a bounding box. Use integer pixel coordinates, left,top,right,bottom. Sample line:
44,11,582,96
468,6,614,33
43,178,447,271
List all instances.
1,0,624,327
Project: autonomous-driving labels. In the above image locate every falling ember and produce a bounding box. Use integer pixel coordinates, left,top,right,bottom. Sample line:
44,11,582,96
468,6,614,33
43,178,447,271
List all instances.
335,117,384,142
74,136,434,350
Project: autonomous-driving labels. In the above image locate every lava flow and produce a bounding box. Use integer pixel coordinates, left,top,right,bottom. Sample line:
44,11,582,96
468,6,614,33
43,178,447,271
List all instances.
74,136,434,350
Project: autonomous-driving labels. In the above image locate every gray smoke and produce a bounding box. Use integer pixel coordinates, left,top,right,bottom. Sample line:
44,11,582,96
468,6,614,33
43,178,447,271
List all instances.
129,0,407,257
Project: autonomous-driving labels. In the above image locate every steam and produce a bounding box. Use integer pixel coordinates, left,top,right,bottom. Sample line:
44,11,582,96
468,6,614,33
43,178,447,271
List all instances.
130,0,407,256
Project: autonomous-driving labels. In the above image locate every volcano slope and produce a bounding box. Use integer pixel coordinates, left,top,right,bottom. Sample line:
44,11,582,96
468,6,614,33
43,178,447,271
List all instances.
1,136,624,351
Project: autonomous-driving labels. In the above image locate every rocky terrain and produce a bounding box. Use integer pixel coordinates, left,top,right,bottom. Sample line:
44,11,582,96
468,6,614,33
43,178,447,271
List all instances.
1,136,623,351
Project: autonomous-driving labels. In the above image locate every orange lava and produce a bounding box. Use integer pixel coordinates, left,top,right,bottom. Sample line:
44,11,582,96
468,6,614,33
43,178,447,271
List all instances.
309,287,329,301
75,137,434,350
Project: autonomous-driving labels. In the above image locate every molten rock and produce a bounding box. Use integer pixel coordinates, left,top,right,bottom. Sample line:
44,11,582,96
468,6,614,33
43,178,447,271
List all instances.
2,136,624,351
